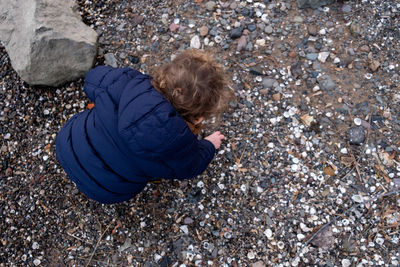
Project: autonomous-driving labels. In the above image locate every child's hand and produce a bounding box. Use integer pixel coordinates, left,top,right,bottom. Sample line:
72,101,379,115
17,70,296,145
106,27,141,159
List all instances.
205,131,225,149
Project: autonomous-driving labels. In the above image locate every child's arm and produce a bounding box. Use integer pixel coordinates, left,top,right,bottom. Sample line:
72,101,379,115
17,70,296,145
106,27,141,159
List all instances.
162,137,216,179
83,66,140,102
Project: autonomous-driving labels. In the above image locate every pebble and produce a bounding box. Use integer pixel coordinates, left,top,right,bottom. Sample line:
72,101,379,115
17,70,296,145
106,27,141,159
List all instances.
318,52,330,63
297,233,306,240
247,250,256,260
199,26,208,36
264,25,273,34
306,53,318,61
230,27,243,39
262,78,276,88
104,53,118,68
180,225,189,235
353,118,362,126
292,16,304,23
369,60,380,72
342,4,352,13
252,261,265,267
33,259,41,266
342,259,351,267
205,1,216,11
317,75,336,90
351,195,364,203
184,217,194,224
190,35,201,49
359,45,370,52
4,133,11,139
236,35,247,51
308,25,317,36
348,126,365,145
32,242,39,249
264,229,273,239
169,23,180,32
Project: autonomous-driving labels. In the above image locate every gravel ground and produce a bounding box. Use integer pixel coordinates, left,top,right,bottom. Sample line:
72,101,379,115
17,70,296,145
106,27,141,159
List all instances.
1,0,400,266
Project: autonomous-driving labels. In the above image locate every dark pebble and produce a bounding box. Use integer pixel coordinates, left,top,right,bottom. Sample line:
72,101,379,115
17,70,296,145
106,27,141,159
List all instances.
348,126,365,145
230,26,244,39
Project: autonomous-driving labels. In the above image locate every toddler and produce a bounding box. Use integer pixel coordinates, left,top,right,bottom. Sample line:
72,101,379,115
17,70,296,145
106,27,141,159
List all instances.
56,50,233,204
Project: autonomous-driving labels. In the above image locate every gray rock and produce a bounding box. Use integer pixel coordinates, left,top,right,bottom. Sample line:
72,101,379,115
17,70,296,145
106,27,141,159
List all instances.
205,1,216,11
317,75,336,90
104,53,118,68
348,126,365,145
342,4,352,13
292,16,304,23
0,0,98,86
306,53,318,61
264,25,273,34
262,78,277,89
230,26,244,39
297,0,334,9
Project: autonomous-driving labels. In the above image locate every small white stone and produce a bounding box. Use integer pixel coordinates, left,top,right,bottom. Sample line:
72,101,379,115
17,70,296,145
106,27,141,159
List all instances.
4,133,11,139
341,148,348,154
277,241,285,249
292,157,299,164
180,225,189,235
268,142,275,148
300,223,310,232
256,39,266,46
32,242,39,249
43,109,50,115
333,57,341,64
173,18,180,24
354,118,362,125
190,35,201,49
291,164,299,172
43,155,48,161
312,85,320,92
261,14,269,23
352,195,364,203
154,254,162,262
342,259,351,267
297,233,305,240
264,229,273,239
33,259,41,266
197,181,204,188
319,28,326,35
240,184,247,192
318,52,330,63
376,237,384,245
247,250,255,260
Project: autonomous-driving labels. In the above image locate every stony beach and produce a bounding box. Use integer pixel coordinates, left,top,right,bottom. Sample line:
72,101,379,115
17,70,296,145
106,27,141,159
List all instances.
1,0,399,266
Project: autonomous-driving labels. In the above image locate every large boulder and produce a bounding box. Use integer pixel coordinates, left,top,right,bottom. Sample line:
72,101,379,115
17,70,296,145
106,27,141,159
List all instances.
0,0,98,87
297,0,334,9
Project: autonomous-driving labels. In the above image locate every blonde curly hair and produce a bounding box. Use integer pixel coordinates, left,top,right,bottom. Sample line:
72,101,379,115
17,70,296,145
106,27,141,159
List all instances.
151,50,233,126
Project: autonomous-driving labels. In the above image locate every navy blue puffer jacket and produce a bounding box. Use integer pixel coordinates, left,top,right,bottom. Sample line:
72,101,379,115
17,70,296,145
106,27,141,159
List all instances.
56,66,215,204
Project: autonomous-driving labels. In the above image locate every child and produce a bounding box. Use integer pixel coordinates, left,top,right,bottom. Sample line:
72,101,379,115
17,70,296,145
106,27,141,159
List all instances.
56,50,233,204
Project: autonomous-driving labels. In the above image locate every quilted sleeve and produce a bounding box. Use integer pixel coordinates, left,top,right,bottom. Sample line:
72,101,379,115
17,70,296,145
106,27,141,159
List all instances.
158,114,216,180
83,66,140,102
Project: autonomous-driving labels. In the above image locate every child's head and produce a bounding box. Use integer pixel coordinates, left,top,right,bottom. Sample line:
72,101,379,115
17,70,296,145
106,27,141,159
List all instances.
151,50,233,126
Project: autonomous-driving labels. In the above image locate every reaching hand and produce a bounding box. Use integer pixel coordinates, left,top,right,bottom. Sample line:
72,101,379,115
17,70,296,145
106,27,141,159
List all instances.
205,131,225,149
